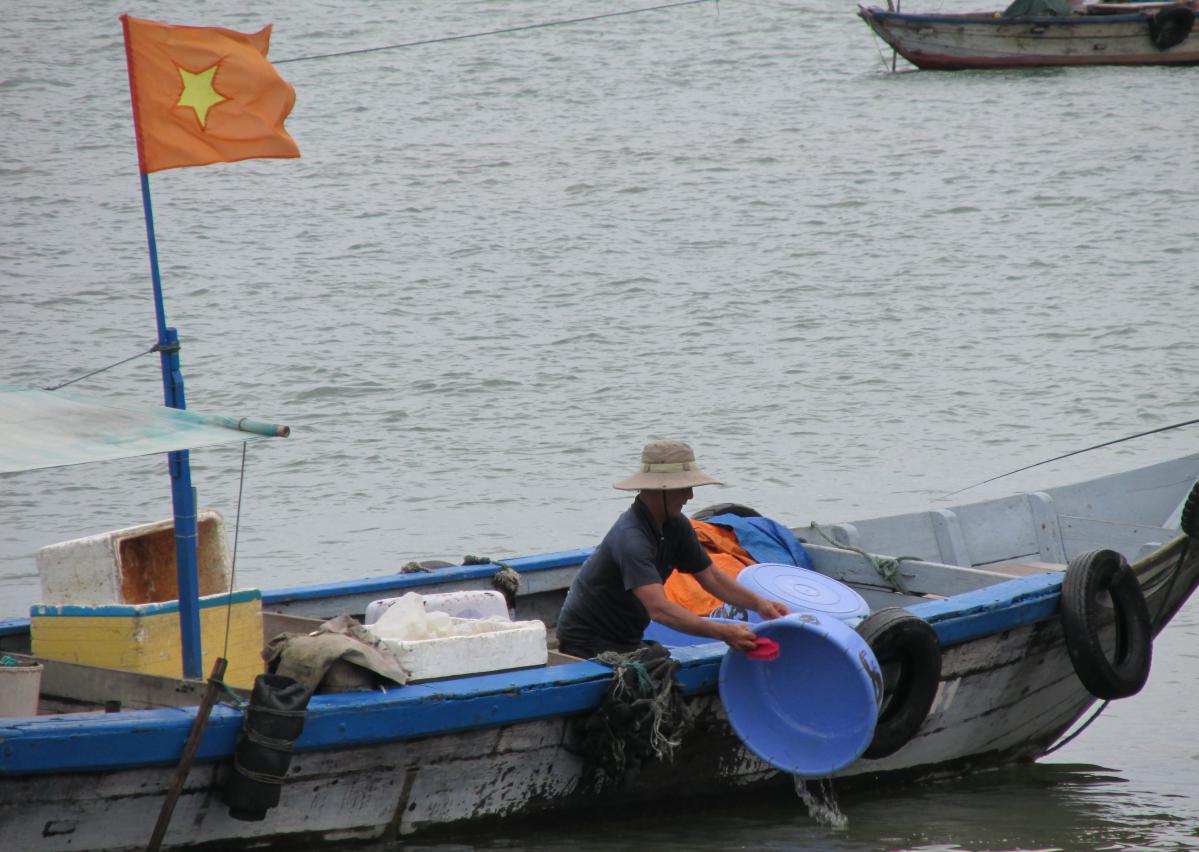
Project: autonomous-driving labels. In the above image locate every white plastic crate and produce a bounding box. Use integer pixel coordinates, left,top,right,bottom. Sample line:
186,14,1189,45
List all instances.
366,593,544,680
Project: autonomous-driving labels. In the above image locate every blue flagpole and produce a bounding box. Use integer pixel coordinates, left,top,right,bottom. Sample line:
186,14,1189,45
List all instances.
138,170,204,680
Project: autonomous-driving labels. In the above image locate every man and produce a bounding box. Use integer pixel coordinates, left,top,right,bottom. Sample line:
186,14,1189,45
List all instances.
556,439,789,659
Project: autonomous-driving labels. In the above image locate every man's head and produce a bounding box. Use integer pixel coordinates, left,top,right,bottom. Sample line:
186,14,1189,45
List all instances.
653,486,695,519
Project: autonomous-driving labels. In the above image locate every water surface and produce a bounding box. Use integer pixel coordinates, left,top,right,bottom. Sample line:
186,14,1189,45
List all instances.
2,1,1197,848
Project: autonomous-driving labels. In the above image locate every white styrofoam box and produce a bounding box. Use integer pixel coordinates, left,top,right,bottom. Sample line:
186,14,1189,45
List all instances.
372,617,548,681
35,509,230,606
364,590,510,625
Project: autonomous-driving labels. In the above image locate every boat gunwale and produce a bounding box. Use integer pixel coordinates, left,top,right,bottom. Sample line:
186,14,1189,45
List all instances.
858,6,1153,25
0,566,1078,778
259,547,595,606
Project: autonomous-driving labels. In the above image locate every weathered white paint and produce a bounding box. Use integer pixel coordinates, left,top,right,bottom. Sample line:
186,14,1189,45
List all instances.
806,545,1014,596
0,624,1098,852
859,618,1086,772
930,508,972,566
1059,515,1178,561
2,539,1193,851
1027,492,1068,564
859,7,1199,70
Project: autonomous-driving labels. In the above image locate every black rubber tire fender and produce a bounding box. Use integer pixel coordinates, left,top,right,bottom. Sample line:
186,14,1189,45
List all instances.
1060,549,1152,700
1179,478,1199,538
855,607,942,760
691,502,762,521
1149,5,1194,50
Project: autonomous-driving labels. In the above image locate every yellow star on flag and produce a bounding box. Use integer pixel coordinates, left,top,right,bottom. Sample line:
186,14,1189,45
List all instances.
176,65,227,128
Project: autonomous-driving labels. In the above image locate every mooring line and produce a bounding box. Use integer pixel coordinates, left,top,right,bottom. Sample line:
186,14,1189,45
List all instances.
274,0,718,65
947,417,1199,496
43,343,161,391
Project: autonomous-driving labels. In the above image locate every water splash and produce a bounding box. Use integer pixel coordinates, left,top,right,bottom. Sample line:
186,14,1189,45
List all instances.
794,775,848,829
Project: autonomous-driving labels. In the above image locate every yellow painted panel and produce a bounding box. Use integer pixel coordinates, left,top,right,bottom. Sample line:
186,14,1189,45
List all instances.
32,598,264,689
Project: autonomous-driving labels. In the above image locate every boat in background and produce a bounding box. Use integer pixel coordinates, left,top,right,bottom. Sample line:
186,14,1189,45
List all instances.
2,439,1199,850
858,0,1199,70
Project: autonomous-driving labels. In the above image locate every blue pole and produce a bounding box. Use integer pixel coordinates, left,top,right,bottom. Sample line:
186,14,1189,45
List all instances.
138,171,203,680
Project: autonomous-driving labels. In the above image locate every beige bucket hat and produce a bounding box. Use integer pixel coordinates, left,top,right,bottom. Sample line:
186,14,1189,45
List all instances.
612,440,723,491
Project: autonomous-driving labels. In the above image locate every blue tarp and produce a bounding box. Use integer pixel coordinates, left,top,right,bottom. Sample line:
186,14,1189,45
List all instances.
702,513,815,570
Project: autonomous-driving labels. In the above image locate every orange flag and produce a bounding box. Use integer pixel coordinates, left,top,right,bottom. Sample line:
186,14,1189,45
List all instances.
121,15,299,174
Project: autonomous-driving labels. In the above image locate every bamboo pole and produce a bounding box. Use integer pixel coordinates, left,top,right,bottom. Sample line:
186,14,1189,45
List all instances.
146,657,228,852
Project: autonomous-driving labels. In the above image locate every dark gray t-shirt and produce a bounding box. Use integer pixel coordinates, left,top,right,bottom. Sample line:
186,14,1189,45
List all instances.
556,498,710,654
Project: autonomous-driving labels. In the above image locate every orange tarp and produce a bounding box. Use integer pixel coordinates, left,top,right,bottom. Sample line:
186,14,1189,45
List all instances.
664,520,757,615
122,15,299,173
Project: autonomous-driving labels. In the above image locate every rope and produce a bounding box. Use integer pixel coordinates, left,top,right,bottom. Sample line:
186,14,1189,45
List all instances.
274,0,718,65
491,565,522,600
865,23,898,72
463,555,506,566
42,342,166,391
245,705,309,719
606,659,654,697
216,680,246,708
232,754,286,786
242,728,296,752
807,522,916,595
1042,700,1110,755
946,417,1199,497
463,555,522,601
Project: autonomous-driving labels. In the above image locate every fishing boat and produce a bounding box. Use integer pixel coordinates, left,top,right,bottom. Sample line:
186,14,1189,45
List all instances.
858,0,1199,70
2,400,1198,850
5,13,1198,849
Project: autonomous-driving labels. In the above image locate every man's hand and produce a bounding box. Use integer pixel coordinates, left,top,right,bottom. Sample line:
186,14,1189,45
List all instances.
711,621,758,652
754,597,790,621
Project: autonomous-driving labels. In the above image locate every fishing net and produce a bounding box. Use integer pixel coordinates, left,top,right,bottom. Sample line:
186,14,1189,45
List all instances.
573,641,694,786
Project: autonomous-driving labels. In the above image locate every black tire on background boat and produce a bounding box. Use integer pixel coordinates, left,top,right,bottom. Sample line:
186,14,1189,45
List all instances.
1179,478,1199,538
1148,5,1194,50
691,502,762,520
855,608,942,759
1060,549,1152,700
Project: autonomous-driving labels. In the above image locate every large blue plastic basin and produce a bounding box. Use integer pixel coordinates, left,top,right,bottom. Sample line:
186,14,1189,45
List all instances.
718,611,882,777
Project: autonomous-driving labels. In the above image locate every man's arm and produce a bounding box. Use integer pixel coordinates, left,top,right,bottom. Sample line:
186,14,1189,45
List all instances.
693,565,789,620
632,582,759,651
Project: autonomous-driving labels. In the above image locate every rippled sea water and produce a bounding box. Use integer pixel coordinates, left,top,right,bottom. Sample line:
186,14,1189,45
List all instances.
2,1,1197,849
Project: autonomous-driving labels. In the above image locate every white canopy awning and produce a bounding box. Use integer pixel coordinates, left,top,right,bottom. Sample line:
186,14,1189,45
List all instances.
0,384,289,475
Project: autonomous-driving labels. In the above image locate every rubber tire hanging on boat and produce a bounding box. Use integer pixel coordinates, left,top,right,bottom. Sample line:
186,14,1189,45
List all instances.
854,608,942,759
1179,478,1199,538
1060,549,1152,700
1148,5,1194,50
224,673,311,822
691,502,762,521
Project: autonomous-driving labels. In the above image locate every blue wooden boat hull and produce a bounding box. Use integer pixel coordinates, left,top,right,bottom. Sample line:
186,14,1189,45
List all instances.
2,457,1197,850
